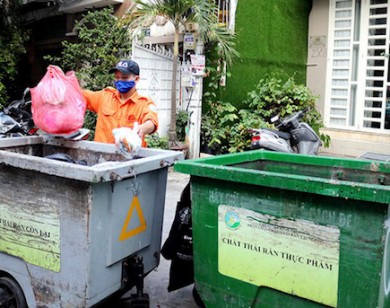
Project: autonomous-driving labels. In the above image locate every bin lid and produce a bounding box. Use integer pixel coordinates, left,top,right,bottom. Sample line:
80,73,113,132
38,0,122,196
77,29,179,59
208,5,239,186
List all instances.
0,136,184,182
174,150,390,204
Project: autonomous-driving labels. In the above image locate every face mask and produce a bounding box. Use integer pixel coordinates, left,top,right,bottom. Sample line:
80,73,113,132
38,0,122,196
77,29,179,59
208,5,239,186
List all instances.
115,80,136,93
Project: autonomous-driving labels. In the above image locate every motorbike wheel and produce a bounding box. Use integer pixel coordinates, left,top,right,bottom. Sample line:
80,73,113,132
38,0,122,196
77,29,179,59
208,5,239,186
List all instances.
0,276,27,308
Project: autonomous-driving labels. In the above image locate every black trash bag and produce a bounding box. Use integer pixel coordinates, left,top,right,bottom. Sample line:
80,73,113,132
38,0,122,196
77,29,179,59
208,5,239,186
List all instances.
161,182,194,292
44,153,87,165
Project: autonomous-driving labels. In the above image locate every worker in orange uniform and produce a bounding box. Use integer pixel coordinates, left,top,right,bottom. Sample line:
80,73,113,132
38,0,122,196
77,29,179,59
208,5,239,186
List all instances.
83,59,158,147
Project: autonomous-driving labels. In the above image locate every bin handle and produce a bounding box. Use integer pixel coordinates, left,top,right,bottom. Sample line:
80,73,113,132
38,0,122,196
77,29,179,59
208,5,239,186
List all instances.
108,174,139,195
110,172,123,181
129,178,140,196
162,159,178,167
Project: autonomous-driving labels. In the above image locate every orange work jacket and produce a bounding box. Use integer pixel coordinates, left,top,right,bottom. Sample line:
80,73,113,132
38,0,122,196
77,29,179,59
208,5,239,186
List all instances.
83,87,158,146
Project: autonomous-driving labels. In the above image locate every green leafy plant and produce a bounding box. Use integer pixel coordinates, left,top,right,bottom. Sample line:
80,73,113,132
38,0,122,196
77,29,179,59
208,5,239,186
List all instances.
145,133,169,150
201,64,267,154
201,74,330,155
201,100,238,154
0,1,28,108
176,110,192,142
244,76,331,147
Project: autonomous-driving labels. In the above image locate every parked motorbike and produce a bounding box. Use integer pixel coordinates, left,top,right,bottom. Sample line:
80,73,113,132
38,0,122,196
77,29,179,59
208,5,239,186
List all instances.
0,88,89,140
0,88,36,138
249,108,322,155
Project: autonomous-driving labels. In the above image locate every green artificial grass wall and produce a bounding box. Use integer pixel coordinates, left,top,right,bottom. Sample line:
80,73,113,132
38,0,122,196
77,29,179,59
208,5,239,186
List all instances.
210,0,312,109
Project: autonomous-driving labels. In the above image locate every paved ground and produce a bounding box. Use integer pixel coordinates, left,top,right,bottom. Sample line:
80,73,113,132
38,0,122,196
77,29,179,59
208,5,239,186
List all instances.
142,170,198,308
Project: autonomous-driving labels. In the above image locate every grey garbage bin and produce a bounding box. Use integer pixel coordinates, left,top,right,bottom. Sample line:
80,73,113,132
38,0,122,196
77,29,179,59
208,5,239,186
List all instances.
0,136,183,307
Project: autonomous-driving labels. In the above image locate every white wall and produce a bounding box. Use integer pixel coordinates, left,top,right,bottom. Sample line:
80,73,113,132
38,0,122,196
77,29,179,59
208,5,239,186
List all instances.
307,0,329,117
307,0,390,157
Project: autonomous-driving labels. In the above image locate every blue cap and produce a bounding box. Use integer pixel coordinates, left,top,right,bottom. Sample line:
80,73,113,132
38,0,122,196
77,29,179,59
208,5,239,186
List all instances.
109,59,140,75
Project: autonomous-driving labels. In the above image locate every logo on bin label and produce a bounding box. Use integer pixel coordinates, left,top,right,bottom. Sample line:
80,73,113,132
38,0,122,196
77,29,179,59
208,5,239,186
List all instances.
225,211,240,229
119,196,147,241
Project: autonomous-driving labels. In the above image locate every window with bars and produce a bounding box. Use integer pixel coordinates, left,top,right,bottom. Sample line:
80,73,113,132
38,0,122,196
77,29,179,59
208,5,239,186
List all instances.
216,0,230,29
327,0,390,131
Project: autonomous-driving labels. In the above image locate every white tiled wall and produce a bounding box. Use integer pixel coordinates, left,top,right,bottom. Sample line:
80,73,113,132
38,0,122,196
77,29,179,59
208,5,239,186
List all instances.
320,129,390,158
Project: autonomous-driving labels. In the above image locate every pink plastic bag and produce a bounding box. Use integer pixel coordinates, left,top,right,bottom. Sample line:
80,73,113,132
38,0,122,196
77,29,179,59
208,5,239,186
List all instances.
31,65,86,134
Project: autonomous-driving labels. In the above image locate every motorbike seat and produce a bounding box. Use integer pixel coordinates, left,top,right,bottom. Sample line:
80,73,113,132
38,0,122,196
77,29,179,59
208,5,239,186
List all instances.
263,128,291,140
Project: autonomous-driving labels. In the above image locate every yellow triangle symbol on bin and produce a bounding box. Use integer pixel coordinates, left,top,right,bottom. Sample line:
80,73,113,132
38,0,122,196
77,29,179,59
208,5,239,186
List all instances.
119,196,147,241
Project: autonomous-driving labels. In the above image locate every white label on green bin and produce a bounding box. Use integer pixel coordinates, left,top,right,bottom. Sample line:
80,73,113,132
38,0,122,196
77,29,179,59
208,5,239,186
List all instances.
0,202,60,272
218,205,340,307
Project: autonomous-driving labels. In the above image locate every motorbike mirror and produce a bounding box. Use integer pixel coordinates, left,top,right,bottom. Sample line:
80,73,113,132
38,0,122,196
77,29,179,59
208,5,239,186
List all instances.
22,88,30,100
270,115,280,123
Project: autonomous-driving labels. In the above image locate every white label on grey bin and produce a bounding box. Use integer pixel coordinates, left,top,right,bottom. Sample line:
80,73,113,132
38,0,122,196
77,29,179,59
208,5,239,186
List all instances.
218,205,340,307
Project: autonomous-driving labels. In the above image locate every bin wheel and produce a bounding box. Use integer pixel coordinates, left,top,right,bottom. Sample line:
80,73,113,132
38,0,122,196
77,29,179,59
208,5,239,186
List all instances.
192,286,205,308
0,276,28,308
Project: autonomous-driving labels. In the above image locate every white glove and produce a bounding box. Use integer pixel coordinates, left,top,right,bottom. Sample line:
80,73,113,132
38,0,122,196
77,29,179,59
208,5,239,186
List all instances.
112,123,142,159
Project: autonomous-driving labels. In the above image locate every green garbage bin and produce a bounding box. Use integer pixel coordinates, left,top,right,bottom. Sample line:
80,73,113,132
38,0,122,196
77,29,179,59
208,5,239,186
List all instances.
174,151,390,308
